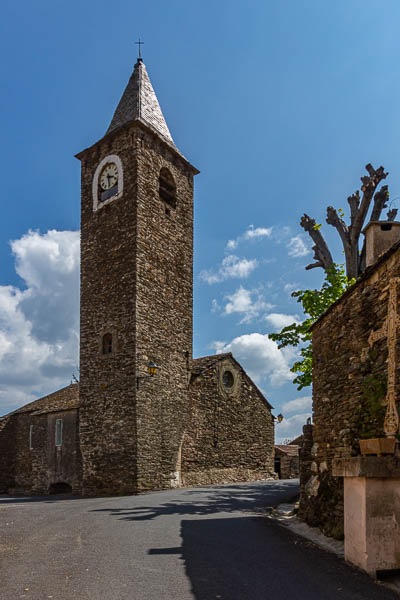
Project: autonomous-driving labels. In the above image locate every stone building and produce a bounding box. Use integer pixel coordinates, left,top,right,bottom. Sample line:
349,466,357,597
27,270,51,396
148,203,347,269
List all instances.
274,444,299,479
0,58,275,496
299,222,400,538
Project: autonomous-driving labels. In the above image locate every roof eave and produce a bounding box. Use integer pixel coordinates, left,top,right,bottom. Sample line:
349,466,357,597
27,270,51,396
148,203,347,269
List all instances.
75,119,199,175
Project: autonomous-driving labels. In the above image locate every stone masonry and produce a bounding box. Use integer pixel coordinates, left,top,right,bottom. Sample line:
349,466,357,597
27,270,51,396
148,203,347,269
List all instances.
77,74,197,495
274,445,299,479
183,354,275,486
299,241,400,539
0,385,81,495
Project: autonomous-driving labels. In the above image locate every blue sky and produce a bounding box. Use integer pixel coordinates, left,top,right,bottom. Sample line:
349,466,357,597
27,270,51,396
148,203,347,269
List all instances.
1,0,400,440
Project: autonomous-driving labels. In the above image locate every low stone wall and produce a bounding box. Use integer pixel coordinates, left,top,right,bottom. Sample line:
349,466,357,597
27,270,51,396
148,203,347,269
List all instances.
298,423,344,538
182,467,276,487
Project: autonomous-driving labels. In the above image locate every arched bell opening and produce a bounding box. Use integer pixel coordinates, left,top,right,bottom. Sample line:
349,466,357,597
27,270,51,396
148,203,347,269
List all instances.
159,168,177,208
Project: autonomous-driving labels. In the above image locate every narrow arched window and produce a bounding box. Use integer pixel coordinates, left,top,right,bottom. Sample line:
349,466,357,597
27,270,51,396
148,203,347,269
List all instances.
102,333,113,355
55,419,63,447
159,168,176,208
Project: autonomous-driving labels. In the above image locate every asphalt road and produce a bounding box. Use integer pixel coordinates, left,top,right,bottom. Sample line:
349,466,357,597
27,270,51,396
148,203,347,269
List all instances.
0,480,397,600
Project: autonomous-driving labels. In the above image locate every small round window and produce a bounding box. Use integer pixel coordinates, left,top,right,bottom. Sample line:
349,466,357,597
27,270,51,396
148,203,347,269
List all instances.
222,370,235,389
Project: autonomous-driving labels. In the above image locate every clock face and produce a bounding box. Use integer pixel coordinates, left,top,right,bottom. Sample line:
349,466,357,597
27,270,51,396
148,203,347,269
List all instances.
100,163,118,190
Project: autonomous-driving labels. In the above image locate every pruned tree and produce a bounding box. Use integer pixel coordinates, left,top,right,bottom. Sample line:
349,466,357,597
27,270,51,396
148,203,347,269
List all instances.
301,164,395,280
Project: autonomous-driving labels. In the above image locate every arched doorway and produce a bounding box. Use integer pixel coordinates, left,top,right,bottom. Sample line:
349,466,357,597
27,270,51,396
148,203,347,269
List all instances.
49,482,73,494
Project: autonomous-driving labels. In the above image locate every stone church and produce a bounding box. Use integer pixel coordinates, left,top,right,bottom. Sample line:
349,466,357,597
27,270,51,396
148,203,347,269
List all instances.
0,58,275,496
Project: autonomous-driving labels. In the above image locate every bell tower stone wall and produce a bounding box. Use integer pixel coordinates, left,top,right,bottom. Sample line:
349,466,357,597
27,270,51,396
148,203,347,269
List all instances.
78,126,139,496
78,117,197,495
134,127,194,490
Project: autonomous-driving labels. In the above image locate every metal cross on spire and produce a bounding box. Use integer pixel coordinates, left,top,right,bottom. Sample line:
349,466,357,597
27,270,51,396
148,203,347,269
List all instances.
135,38,144,59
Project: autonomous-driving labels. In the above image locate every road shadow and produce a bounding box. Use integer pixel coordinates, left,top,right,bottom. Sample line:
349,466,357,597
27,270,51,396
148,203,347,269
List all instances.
150,517,398,600
0,494,83,504
90,480,300,521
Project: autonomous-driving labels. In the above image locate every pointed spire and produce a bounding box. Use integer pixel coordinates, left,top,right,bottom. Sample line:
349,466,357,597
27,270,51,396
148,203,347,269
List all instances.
106,59,174,145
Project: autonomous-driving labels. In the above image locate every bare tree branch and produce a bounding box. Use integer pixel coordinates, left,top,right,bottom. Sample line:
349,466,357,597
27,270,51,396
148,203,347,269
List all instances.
348,191,360,228
370,185,389,222
300,164,390,280
305,261,323,271
326,206,355,277
350,164,388,244
358,185,391,275
358,243,366,275
300,214,334,271
326,206,350,247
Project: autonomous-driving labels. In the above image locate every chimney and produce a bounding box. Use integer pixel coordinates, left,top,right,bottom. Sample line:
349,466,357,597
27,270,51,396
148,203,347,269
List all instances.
363,221,400,268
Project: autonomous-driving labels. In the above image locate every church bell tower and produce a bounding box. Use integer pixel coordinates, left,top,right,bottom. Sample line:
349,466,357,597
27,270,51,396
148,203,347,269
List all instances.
76,58,199,496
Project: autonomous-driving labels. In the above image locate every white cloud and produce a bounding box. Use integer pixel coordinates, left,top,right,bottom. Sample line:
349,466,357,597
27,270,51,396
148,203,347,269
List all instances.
264,313,300,331
287,236,311,258
224,287,253,315
223,286,273,324
222,256,257,278
226,224,272,250
244,225,272,240
213,332,297,387
199,255,258,284
275,412,312,443
282,396,312,413
0,230,80,416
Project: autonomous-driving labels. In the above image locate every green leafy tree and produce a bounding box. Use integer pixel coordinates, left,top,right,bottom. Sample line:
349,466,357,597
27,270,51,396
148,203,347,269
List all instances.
269,265,355,390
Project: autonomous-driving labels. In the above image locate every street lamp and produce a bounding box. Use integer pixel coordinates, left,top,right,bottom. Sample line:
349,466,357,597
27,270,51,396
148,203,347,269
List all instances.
147,361,158,376
136,361,159,390
276,413,284,423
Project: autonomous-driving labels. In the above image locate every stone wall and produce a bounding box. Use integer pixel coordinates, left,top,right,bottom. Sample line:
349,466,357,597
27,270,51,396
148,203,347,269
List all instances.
78,121,197,495
182,357,275,486
275,447,299,479
282,455,299,479
299,247,400,538
298,423,313,504
134,125,195,492
13,414,33,493
0,415,16,492
79,124,140,496
8,409,81,495
46,410,81,494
